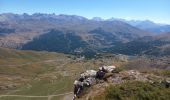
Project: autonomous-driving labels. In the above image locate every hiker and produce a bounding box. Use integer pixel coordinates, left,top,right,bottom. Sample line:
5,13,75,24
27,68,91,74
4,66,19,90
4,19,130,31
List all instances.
96,69,106,80
96,65,115,81
73,80,83,99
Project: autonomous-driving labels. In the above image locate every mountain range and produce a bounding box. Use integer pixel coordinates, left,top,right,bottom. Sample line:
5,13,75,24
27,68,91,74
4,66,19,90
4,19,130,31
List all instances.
0,13,170,57
124,20,170,34
107,18,170,34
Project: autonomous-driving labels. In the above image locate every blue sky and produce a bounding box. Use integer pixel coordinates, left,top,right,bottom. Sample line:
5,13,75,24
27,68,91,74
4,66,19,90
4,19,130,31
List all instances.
0,0,170,24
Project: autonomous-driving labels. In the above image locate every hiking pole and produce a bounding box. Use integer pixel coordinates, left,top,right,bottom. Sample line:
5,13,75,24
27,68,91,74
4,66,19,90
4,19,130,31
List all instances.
76,88,81,96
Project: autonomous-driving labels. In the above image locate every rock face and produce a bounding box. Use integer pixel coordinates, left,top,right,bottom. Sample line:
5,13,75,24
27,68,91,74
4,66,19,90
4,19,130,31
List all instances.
111,70,148,84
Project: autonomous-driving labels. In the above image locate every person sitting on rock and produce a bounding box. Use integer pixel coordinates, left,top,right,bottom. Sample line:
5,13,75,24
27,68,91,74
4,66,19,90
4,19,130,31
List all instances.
96,69,106,80
96,66,114,81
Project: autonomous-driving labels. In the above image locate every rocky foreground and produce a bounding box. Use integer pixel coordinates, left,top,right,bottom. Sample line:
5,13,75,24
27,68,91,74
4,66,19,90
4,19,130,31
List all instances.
77,70,170,100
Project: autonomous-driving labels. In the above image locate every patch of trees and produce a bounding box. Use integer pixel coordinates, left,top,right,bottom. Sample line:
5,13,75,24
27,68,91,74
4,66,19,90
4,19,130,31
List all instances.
22,29,97,58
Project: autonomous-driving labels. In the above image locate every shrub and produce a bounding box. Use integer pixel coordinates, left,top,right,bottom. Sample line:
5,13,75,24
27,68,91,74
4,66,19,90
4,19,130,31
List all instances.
105,81,170,100
112,67,124,73
153,70,170,77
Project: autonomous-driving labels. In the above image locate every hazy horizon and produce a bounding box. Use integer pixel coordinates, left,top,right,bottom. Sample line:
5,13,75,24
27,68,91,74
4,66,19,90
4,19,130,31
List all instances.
0,0,170,24
0,12,168,25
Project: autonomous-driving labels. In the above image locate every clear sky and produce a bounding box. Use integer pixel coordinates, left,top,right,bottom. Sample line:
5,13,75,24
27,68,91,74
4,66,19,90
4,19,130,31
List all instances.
0,0,170,24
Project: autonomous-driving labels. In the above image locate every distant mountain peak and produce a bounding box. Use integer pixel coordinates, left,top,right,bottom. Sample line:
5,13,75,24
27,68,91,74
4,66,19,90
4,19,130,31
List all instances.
92,17,104,21
107,17,125,22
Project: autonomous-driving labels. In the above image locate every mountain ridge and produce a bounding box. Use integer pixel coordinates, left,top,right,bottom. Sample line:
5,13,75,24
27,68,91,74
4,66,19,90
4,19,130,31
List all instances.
0,13,170,58
0,13,152,57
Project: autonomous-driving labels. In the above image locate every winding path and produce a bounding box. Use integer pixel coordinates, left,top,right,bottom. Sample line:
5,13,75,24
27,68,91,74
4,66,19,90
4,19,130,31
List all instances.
0,92,73,100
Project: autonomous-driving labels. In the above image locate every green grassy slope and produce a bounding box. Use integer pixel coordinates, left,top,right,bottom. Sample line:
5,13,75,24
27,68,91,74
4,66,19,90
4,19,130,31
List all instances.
0,48,120,100
1,48,169,100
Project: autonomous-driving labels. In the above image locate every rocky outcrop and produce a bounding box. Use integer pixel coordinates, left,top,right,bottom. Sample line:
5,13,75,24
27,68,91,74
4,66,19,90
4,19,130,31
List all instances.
78,70,169,100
